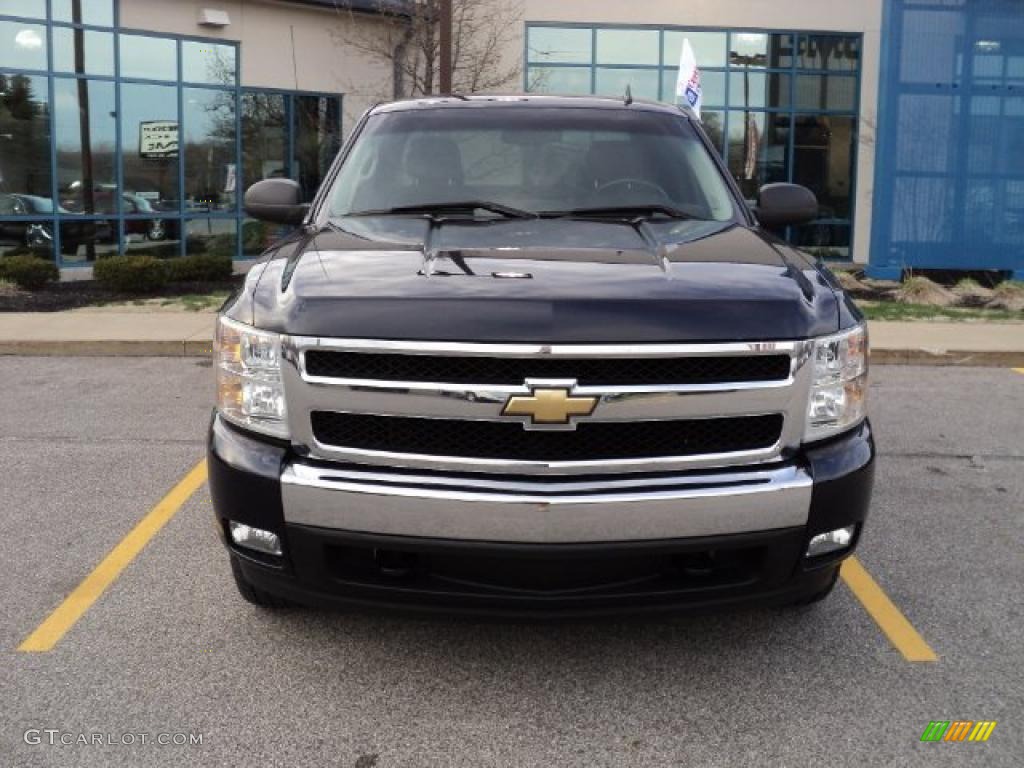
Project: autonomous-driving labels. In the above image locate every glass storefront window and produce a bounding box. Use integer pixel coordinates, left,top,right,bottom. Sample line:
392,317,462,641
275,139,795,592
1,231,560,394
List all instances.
120,215,180,257
0,217,53,259
729,32,769,68
0,73,51,198
0,0,45,19
0,21,47,71
527,26,592,64
662,68,725,106
183,87,237,212
792,114,855,220
700,110,726,154
527,66,590,94
663,31,727,69
185,217,237,257
595,68,659,101
242,92,287,189
54,77,116,214
119,34,177,81
728,72,791,109
52,28,114,77
294,94,340,202
53,0,114,27
120,82,179,213
59,219,116,263
182,41,236,86
595,29,659,66
794,75,857,112
797,35,860,72
727,111,791,200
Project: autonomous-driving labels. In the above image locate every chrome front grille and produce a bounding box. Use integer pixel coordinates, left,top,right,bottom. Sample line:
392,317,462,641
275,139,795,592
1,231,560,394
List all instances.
281,338,814,475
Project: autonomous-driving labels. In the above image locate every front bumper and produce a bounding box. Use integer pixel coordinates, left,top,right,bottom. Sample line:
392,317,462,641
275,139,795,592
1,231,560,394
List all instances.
208,415,875,616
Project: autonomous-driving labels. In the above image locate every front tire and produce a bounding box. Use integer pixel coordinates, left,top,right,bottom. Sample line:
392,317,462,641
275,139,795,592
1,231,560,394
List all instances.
230,556,291,609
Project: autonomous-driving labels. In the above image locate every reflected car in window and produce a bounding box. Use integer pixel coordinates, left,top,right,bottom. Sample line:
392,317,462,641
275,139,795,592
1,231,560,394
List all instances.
0,194,110,254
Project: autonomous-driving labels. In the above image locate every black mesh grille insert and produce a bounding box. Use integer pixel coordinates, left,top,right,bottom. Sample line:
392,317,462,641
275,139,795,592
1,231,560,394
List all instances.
310,412,784,462
304,351,791,386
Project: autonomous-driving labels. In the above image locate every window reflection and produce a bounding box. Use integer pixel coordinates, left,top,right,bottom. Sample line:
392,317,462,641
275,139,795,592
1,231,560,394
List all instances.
294,95,341,202
53,28,115,77
0,73,51,198
0,213,54,259
728,72,791,109
792,114,854,220
54,77,116,214
182,41,237,85
59,219,116,263
120,82,179,213
596,29,659,66
186,218,237,258
120,34,177,81
0,0,46,19
0,21,47,71
527,27,592,64
53,0,114,27
795,75,857,111
797,35,860,72
527,67,590,94
242,92,287,189
727,111,790,199
595,68,659,101
663,31,727,69
184,88,237,212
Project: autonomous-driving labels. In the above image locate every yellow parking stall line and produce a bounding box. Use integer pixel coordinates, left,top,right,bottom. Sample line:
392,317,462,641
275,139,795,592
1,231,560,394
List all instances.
18,459,208,653
1013,368,1024,375
840,556,938,662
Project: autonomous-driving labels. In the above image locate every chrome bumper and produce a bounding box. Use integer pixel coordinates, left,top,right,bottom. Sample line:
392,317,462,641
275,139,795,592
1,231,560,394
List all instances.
280,461,812,543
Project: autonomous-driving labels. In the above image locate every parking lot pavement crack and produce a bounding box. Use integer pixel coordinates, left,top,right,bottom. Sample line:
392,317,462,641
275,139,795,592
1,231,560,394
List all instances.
877,450,1024,462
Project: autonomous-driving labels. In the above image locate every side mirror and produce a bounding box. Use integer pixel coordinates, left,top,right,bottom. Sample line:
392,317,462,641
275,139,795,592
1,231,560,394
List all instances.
243,179,308,225
754,183,818,227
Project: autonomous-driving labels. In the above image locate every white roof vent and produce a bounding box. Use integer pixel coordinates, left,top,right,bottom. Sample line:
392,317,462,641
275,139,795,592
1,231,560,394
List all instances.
198,8,231,27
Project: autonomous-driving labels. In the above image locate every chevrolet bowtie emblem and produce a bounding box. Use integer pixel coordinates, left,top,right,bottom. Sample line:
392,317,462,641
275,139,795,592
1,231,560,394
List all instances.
502,387,598,425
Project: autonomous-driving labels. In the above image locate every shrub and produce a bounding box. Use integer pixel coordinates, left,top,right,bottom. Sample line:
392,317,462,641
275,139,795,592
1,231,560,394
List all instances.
94,255,168,293
165,253,233,283
0,254,59,290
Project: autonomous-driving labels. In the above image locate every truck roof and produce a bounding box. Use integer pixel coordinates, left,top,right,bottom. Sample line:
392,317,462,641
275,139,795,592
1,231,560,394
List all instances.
370,93,691,117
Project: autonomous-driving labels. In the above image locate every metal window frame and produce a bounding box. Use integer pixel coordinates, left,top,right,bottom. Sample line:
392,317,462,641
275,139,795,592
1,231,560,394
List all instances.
0,2,344,267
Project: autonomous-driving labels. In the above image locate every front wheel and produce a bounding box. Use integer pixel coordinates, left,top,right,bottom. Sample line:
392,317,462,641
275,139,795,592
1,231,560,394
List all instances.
230,556,291,609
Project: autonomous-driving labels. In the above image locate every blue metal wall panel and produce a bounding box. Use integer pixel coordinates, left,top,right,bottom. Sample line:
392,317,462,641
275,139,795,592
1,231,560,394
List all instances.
870,0,1024,277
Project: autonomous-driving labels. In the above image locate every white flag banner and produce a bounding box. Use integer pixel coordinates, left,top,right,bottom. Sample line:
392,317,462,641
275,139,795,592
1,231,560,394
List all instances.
675,38,703,119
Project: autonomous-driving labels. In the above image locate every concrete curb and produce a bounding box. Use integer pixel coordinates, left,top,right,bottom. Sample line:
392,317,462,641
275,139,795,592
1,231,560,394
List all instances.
1,341,1022,367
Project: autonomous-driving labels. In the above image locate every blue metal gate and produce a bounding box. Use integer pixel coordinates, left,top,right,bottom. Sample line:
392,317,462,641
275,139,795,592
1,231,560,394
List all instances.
869,0,1024,278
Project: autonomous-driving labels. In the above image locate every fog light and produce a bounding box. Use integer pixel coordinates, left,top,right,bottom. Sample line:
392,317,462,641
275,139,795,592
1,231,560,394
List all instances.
229,521,282,556
805,525,855,558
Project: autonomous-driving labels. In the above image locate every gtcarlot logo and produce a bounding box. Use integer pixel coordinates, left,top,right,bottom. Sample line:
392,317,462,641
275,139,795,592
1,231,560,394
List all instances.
24,729,204,747
920,721,997,742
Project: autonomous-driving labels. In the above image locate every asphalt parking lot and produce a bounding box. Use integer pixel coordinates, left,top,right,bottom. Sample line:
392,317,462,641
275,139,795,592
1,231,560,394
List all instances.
1,357,1021,767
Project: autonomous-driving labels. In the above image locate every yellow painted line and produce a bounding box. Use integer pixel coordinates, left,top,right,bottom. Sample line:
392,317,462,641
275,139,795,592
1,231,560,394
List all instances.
1013,368,1024,375
841,555,938,662
18,459,208,653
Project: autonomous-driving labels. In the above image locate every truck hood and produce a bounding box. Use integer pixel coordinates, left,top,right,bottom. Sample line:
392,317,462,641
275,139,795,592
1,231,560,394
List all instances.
246,217,840,342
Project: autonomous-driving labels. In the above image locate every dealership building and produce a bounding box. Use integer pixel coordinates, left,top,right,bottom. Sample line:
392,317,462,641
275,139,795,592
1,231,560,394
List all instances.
0,0,1021,277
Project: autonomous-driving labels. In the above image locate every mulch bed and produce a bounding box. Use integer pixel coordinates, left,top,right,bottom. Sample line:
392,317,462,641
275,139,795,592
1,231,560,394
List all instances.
0,277,243,312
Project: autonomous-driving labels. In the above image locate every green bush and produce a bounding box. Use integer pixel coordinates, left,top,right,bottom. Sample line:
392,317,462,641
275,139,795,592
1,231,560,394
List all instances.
0,254,59,290
94,255,168,293
164,252,233,283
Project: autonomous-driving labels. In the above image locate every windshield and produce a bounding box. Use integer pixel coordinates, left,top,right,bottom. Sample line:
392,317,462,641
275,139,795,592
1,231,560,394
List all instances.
327,107,738,221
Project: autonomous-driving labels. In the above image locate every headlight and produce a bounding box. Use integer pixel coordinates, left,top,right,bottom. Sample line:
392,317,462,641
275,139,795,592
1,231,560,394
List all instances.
215,315,289,439
803,324,868,442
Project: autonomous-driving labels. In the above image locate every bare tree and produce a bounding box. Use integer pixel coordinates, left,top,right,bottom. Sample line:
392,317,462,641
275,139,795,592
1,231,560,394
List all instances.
333,0,523,98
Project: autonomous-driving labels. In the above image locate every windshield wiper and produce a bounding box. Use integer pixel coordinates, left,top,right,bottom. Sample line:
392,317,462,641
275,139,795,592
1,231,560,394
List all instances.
345,201,538,220
540,204,697,221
